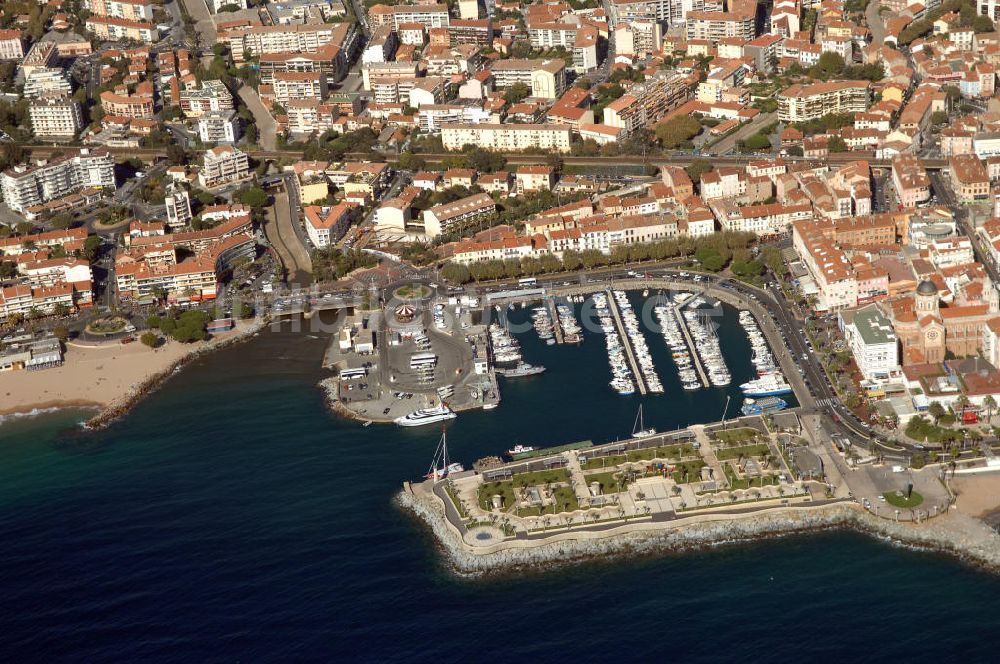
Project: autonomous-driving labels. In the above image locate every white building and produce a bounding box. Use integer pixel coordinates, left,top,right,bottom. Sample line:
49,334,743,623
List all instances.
440,123,572,153
213,0,249,10
199,146,251,189
197,110,240,144
0,149,116,213
304,202,356,247
844,305,899,382
164,182,193,230
23,68,73,98
29,94,83,139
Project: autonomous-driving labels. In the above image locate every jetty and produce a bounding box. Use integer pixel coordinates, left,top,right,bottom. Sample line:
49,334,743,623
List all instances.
674,295,709,388
605,289,647,395
547,297,565,345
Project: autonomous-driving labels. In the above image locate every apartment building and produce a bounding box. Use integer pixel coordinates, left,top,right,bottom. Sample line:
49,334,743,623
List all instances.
100,90,154,119
0,30,25,60
19,41,57,79
685,11,755,42
197,110,240,144
448,19,494,46
85,16,158,43
29,94,83,140
792,219,859,311
777,80,871,122
602,71,692,137
422,192,496,237
844,305,899,381
180,80,235,118
85,0,154,21
490,59,567,99
614,21,662,59
199,146,251,189
441,123,572,153
304,202,359,247
23,69,73,98
891,154,931,207
259,44,346,86
950,154,991,203
367,4,450,30
223,22,357,63
164,182,193,230
286,99,341,136
0,149,116,213
273,71,328,105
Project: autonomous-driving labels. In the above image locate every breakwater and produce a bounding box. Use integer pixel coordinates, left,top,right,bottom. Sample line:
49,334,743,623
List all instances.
398,483,1000,575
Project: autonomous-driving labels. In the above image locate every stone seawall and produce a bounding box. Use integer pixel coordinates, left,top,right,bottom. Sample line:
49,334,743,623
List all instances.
397,485,1000,575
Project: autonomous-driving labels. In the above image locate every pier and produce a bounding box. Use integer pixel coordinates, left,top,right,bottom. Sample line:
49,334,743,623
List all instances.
605,289,647,395
547,298,565,345
673,296,710,388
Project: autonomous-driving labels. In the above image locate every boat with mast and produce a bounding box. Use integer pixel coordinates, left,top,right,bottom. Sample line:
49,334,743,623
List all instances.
631,404,657,438
426,427,464,480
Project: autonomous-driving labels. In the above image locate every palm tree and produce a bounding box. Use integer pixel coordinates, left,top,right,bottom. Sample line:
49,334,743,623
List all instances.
956,395,971,421
984,395,997,425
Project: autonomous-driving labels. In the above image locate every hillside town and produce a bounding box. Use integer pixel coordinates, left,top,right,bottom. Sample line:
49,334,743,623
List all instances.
3,0,1000,454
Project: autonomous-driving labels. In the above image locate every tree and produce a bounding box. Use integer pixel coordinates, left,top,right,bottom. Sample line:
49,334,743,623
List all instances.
245,123,258,145
140,332,160,348
234,186,269,209
984,395,997,424
655,114,701,149
81,235,102,262
930,110,949,125
440,262,471,284
53,325,69,341
827,136,848,153
166,144,187,166
685,159,713,183
810,52,846,80
146,315,161,329
50,213,73,230
928,400,946,424
503,82,530,105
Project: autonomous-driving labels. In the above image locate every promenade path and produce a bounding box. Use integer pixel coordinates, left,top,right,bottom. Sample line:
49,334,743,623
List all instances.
566,454,593,507
692,425,730,489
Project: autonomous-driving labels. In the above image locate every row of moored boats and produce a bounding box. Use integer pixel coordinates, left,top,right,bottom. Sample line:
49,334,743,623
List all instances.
593,292,636,395
737,309,792,415
611,290,663,393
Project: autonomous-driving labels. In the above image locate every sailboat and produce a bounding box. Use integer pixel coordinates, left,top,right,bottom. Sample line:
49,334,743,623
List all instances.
631,404,657,439
426,427,464,480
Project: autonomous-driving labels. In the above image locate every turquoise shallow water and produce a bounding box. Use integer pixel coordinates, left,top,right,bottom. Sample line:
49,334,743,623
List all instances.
0,306,998,662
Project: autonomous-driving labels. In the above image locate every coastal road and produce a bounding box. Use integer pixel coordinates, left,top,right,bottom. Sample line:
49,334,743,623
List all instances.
264,191,312,286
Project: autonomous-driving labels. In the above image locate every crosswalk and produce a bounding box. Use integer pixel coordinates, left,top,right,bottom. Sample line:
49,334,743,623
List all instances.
815,398,837,408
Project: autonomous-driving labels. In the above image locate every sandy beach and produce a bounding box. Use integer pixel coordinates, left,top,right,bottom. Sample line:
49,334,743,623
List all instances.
952,473,1000,518
0,321,261,418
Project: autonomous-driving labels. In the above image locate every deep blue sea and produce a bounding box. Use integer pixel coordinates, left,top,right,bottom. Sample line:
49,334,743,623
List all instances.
2,299,999,662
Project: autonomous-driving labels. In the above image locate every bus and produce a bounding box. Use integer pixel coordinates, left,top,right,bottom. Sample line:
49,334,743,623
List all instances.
518,277,537,288
339,368,367,380
409,352,438,368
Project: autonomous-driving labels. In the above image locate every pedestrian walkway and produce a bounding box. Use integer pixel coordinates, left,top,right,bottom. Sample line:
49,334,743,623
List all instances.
691,425,729,489
566,453,593,506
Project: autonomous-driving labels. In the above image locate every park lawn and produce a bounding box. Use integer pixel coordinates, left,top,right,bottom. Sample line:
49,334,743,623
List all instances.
671,460,707,484
551,486,580,513
581,454,627,470
882,490,923,509
626,444,695,462
905,417,963,444
724,465,779,491
512,468,570,488
712,428,761,445
478,481,516,512
584,471,629,496
715,443,771,461
445,482,468,519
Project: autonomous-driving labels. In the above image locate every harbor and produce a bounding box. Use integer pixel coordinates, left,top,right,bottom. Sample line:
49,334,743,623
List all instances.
324,277,801,428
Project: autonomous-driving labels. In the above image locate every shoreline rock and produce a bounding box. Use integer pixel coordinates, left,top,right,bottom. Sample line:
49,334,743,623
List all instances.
396,486,1000,576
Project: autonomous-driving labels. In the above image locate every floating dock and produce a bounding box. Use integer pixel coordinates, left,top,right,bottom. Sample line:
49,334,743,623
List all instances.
546,298,565,345
605,289,647,395
674,294,710,388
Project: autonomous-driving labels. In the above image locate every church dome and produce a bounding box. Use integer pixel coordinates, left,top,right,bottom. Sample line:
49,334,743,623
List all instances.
917,280,938,296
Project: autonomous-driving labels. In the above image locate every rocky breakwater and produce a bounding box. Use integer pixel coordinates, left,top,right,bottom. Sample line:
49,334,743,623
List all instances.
398,482,1000,575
